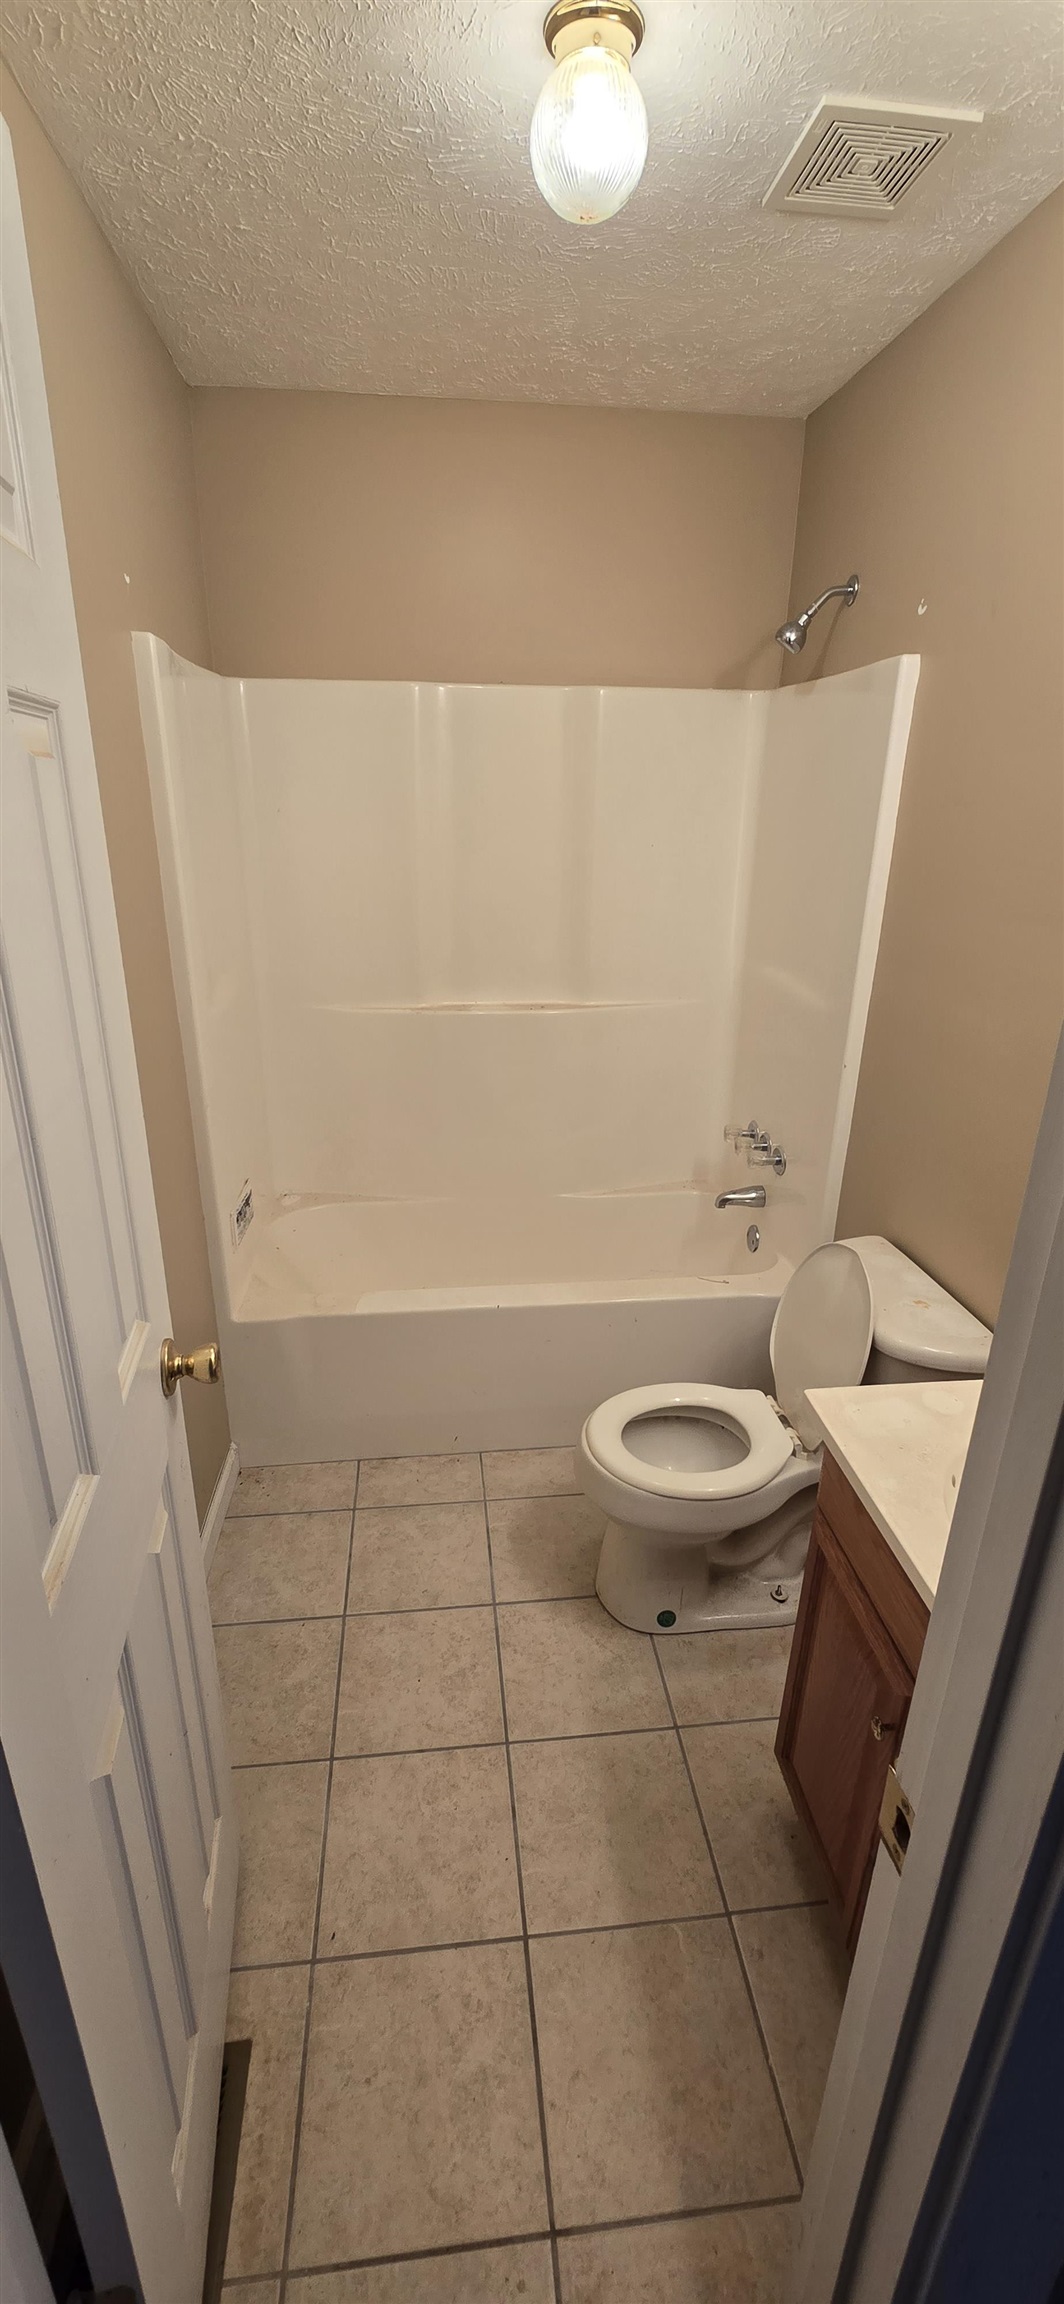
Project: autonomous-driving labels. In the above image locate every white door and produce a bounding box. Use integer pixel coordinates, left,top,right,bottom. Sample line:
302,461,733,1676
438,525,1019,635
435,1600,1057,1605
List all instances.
0,122,237,2303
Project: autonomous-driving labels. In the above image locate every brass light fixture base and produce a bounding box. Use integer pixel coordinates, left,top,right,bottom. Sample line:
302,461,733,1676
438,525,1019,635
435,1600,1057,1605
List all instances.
543,1,645,59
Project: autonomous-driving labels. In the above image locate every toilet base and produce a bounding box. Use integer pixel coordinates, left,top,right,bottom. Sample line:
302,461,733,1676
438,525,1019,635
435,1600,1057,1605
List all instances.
594,1496,814,1635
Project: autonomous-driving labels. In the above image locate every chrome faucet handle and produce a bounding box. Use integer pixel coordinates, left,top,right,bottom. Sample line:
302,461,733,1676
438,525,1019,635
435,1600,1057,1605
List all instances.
749,1142,787,1176
724,1120,761,1147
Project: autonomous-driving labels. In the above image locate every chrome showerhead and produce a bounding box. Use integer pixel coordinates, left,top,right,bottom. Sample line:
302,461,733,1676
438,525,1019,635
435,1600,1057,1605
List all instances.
775,573,859,654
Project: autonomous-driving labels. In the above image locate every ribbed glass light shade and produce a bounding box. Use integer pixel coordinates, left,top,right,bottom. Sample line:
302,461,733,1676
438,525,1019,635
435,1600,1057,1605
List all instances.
530,42,648,225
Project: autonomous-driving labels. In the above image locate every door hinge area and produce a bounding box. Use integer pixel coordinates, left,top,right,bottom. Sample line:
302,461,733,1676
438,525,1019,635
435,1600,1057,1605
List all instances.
879,1763,915,1873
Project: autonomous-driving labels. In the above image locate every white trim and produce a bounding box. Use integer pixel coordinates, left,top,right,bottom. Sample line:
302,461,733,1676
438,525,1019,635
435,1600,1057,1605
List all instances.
200,1442,239,1571
823,651,920,1240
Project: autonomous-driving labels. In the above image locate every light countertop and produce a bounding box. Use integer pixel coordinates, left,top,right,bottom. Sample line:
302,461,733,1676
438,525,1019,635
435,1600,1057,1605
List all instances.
805,1379,983,1609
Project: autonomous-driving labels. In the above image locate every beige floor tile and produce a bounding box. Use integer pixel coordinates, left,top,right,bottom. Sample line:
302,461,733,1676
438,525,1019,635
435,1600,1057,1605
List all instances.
209,1514,351,1624
658,1627,793,1725
335,1608,504,1755
512,1731,720,1932
231,1463,357,1515
558,2203,799,2303
216,1620,341,1765
483,1446,580,1498
318,1746,521,1955
289,1942,547,2264
348,1502,490,1612
683,1720,827,1910
222,2286,280,2304
499,1600,670,1740
735,1903,850,2168
356,1453,483,1506
489,1494,604,1602
224,1963,309,2277
288,2242,554,2303
531,1919,794,2226
232,1763,328,1966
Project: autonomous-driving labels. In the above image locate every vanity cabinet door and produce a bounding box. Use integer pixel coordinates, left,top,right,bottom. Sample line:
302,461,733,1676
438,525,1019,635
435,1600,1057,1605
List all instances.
776,1508,914,1951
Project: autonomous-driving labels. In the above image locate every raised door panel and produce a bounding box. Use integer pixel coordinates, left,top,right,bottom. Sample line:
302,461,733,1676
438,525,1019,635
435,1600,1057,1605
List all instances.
1,702,146,1439
777,1509,914,1947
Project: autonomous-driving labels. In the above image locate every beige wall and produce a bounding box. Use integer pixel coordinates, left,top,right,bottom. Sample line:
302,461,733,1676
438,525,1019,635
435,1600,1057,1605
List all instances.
6,54,1060,1388
191,390,805,691
783,188,1064,1325
0,66,230,1514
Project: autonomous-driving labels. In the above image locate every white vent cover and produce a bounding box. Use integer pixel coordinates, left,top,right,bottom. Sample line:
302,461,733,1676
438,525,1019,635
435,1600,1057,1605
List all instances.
764,95,984,221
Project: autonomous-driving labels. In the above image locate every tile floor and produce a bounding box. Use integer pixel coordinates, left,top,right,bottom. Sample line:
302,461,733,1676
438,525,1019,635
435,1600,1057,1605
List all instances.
212,1450,849,2304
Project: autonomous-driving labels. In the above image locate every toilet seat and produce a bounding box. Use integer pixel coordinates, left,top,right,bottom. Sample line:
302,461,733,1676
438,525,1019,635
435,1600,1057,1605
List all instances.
582,1245,875,1511
583,1382,795,1502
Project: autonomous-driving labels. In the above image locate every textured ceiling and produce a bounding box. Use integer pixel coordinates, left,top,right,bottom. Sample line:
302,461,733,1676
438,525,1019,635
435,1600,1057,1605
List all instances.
2,0,1061,415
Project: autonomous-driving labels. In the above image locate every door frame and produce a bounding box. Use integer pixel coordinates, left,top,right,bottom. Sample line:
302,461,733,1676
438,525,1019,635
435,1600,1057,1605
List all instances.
791,1030,1064,2299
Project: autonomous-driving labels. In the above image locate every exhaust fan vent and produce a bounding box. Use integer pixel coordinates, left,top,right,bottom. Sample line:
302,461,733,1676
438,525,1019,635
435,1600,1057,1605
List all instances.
764,96,983,221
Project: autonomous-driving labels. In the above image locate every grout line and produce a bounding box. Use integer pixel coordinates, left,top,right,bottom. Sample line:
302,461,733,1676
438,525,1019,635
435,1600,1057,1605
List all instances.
650,1642,806,2192
214,1601,493,1630
354,1494,488,1512
227,1713,796,1773
226,1894,836,1975
214,1600,786,1639
220,2178,807,2291
225,1472,585,1524
349,1491,586,1514
213,1610,344,1631
552,2188,804,2239
224,1501,357,1521
275,2189,803,2281
480,1452,564,2304
286,2228,554,2277
729,1896,832,1919
232,1754,334,1773
486,1489,581,1505
654,1710,782,1729
322,1736,507,1764
348,1590,595,1616
213,1593,608,1632
232,1935,524,1973
495,1594,601,1610
276,1470,361,2304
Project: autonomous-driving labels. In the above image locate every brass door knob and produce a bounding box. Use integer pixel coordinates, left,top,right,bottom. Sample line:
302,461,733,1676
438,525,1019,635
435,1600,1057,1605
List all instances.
870,1714,897,1742
161,1338,221,1397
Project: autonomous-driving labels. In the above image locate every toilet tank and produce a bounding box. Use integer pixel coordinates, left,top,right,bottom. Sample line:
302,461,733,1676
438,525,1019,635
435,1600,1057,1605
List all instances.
843,1236,992,1384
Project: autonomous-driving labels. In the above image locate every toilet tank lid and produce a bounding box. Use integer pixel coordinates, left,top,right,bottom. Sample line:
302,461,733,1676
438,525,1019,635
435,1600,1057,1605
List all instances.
843,1236,992,1373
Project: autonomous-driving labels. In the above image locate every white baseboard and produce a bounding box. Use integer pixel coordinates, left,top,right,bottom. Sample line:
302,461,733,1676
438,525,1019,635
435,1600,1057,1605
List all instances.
201,1442,240,1571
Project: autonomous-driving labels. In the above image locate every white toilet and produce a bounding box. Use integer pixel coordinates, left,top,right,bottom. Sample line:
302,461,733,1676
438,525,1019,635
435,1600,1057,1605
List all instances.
580,1235,992,1635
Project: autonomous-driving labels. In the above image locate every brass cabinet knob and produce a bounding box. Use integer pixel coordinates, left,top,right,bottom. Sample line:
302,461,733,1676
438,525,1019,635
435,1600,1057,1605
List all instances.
870,1714,897,1742
160,1338,221,1397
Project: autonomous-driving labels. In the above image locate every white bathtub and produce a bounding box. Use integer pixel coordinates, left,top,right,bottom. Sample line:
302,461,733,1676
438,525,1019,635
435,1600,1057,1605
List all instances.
220,1189,788,1463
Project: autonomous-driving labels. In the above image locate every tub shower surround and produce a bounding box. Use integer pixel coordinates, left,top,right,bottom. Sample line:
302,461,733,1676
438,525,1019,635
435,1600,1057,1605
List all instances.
136,646,917,1460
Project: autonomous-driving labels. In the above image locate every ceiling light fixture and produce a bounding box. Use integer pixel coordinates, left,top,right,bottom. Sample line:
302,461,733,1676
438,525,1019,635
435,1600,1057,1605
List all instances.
530,1,648,227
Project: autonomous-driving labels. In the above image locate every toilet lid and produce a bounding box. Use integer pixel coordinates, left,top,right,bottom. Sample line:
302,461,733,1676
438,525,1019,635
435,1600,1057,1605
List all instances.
769,1242,874,1452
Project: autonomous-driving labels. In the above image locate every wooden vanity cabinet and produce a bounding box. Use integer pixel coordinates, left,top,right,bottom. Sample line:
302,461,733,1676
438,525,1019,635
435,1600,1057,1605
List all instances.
776,1450,930,1955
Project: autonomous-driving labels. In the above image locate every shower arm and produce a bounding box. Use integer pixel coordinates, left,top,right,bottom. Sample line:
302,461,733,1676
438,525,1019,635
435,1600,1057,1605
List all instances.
800,578,859,625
